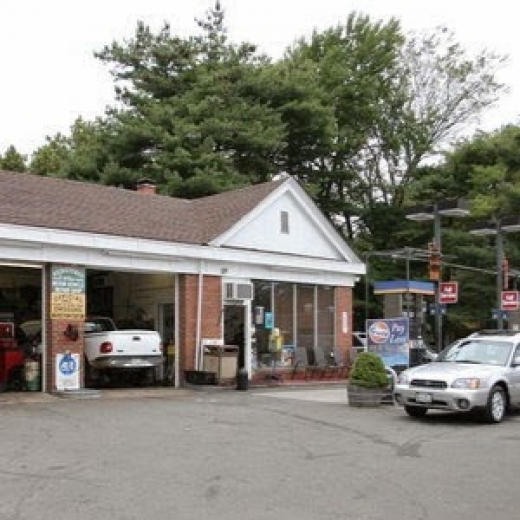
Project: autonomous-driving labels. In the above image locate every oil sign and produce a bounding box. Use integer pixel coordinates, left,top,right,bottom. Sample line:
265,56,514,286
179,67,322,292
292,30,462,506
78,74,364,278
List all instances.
439,282,458,304
501,291,520,311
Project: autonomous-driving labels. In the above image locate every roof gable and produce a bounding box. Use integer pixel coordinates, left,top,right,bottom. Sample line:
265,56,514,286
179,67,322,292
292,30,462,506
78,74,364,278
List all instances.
210,177,360,263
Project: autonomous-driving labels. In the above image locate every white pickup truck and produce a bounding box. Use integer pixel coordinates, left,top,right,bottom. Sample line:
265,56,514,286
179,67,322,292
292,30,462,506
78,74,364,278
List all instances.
84,317,163,385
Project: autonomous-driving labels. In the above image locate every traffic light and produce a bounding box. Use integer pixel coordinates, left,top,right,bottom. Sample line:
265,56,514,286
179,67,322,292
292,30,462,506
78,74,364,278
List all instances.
428,242,441,281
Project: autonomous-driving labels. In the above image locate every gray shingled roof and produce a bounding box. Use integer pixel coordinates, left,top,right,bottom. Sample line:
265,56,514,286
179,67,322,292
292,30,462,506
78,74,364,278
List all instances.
0,170,286,245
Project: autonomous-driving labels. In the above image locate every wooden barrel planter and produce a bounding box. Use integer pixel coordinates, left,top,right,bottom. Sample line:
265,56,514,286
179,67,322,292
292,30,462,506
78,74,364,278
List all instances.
346,383,387,407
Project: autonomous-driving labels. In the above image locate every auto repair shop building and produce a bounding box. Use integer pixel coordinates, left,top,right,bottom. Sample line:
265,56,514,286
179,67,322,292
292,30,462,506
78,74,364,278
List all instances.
0,170,364,392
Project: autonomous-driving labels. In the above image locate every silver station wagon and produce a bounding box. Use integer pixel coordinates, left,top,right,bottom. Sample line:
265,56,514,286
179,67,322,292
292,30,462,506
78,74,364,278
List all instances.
393,331,520,423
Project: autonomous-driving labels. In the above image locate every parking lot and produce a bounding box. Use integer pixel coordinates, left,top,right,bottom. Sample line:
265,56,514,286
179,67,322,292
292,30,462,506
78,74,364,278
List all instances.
0,386,519,519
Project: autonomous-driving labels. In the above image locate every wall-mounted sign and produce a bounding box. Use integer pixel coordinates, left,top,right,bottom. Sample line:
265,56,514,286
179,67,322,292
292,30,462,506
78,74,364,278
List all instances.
342,311,349,334
254,306,264,325
52,265,85,293
264,312,274,330
51,265,86,319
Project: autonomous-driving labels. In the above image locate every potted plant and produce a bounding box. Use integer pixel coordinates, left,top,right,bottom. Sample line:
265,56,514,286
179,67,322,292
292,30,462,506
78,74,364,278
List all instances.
347,351,390,407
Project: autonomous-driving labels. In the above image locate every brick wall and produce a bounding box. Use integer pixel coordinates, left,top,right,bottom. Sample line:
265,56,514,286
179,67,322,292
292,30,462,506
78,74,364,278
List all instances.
178,274,222,374
335,286,353,366
44,265,85,391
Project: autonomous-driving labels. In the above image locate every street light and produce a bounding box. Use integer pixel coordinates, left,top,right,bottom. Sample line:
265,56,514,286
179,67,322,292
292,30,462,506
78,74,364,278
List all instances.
405,200,470,351
469,215,520,329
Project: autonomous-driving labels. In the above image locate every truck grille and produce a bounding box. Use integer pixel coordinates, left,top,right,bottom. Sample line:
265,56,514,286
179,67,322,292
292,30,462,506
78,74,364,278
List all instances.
410,379,447,389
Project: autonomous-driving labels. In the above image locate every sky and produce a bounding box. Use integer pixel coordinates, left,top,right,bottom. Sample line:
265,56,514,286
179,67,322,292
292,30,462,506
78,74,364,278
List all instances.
1,0,519,157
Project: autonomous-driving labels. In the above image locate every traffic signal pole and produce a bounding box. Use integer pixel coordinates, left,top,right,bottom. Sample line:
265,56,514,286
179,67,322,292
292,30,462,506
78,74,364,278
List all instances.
496,219,504,329
433,205,443,352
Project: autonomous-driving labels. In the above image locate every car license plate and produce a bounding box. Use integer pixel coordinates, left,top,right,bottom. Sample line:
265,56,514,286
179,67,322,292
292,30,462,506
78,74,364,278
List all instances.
415,392,432,403
131,359,143,365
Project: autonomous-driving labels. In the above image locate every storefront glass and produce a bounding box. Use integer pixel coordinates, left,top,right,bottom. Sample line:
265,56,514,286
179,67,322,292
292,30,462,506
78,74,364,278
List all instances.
251,281,335,370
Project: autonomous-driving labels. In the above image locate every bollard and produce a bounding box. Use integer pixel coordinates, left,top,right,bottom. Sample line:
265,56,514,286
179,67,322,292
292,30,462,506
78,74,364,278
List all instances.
236,367,249,391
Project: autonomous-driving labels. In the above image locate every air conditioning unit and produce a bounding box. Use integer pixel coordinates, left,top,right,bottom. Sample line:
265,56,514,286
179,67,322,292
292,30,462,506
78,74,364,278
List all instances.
224,282,253,300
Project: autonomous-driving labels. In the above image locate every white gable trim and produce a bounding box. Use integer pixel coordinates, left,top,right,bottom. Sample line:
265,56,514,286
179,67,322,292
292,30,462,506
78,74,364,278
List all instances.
0,222,365,285
209,177,361,263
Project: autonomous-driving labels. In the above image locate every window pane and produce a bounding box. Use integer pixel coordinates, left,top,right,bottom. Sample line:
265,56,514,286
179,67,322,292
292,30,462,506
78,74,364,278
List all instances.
296,285,314,353
274,283,293,346
252,281,272,368
317,286,335,358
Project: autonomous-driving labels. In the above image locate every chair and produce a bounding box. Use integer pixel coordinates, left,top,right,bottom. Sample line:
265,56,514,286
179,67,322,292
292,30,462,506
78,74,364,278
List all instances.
332,346,350,378
312,346,334,379
291,346,309,379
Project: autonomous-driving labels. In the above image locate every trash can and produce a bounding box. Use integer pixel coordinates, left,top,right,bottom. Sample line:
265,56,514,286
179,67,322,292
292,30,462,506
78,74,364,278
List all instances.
24,358,40,391
236,367,249,391
203,345,238,383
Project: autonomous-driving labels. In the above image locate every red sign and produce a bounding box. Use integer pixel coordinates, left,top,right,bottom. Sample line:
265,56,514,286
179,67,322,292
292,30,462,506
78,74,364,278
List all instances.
439,282,458,304
501,291,520,311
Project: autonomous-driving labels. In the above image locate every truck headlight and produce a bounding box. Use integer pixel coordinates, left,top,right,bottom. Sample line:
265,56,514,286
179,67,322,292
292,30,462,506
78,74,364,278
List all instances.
451,378,481,389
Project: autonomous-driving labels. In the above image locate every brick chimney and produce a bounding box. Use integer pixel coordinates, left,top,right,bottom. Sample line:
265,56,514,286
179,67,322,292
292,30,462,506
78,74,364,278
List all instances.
136,178,156,195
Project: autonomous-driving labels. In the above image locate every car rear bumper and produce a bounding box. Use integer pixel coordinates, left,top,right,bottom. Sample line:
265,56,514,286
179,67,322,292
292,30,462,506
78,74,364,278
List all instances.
393,385,489,412
90,356,164,370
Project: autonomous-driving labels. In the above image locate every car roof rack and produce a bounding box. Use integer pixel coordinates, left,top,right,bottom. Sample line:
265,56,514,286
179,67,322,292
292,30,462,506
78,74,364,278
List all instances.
471,329,520,336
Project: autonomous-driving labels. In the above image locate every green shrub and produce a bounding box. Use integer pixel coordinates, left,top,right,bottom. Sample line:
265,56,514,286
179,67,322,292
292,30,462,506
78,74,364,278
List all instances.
349,352,389,388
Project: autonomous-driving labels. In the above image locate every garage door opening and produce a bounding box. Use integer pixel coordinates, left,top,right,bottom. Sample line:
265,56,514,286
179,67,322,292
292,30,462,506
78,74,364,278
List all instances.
0,264,43,393
85,270,176,389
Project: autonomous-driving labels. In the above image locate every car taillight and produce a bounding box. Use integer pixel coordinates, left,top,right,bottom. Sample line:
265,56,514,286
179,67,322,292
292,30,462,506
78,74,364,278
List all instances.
100,342,113,353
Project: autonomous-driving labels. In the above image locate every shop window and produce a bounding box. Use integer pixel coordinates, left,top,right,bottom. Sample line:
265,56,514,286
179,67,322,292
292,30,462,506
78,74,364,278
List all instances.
250,281,336,370
317,286,335,359
296,285,314,356
252,281,272,368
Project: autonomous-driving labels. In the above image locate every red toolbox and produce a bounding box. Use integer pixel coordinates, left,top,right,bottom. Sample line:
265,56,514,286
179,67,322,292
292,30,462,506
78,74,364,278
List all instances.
0,322,25,390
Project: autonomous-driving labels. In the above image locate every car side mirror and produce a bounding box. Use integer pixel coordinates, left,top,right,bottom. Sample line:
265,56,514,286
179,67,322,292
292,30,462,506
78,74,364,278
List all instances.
512,356,520,367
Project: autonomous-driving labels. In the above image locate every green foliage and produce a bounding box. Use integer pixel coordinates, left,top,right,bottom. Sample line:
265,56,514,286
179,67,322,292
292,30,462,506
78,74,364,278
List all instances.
349,352,389,388
0,145,27,172
92,1,283,195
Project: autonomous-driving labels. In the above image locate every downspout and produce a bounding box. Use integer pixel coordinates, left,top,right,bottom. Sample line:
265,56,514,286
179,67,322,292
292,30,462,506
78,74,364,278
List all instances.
195,260,204,370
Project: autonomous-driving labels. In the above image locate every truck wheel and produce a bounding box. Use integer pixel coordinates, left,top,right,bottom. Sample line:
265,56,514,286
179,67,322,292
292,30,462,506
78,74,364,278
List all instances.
483,386,506,424
404,405,428,418
84,358,101,388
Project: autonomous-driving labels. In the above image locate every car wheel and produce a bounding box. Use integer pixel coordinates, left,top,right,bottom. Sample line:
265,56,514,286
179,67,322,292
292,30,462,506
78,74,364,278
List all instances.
483,385,506,424
404,405,428,418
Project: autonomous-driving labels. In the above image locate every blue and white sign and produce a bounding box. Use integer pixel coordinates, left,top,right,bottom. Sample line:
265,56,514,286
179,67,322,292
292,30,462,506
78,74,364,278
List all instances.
365,318,409,367
56,352,80,390
264,312,274,330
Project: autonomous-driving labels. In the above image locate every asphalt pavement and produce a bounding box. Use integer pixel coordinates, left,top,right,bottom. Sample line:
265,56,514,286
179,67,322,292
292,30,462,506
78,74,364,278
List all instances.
0,386,519,520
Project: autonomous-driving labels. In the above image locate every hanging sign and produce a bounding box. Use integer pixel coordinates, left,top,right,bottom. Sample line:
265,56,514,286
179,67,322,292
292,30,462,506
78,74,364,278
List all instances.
501,291,519,311
439,282,458,304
